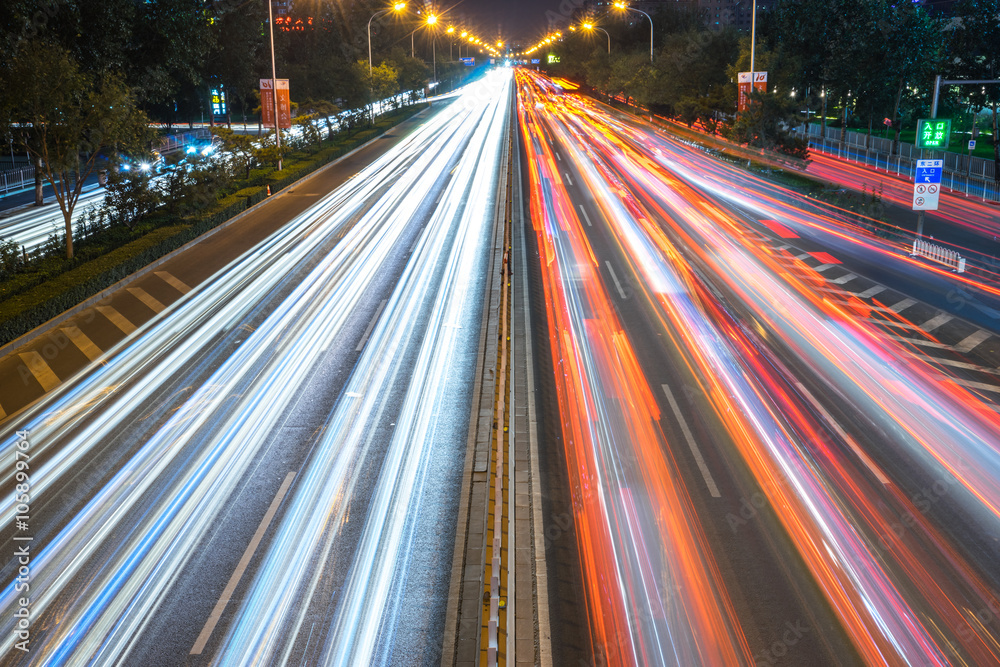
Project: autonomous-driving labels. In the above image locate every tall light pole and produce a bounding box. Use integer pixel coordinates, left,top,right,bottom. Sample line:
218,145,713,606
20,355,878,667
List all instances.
582,23,610,54
447,26,455,60
612,2,653,62
369,3,407,77
267,0,281,170
749,0,757,81
425,14,438,86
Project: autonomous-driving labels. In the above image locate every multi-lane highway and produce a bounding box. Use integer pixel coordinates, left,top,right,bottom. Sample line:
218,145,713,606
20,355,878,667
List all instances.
0,70,512,665
518,69,1000,665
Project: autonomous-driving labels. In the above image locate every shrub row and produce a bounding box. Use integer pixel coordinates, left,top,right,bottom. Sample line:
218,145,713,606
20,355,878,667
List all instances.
0,104,427,347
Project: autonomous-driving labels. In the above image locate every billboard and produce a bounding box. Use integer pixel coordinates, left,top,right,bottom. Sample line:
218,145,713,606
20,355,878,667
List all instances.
737,71,767,112
260,79,291,130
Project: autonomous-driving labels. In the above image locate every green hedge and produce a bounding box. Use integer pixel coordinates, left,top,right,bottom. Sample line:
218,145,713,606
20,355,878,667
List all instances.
0,103,428,346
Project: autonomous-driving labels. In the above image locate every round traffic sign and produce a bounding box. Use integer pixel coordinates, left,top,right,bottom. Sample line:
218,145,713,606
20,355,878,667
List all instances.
915,197,925,206
928,185,938,194
917,185,926,194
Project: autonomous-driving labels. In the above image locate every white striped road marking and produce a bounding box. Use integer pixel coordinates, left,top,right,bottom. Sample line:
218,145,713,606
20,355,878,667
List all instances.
812,263,836,273
127,287,166,313
355,299,388,352
922,355,1000,375
795,253,811,260
661,384,720,497
863,317,923,332
605,262,628,299
883,334,950,349
61,326,102,362
555,151,561,161
919,313,953,332
578,205,593,227
829,273,858,285
155,271,191,294
889,298,917,313
936,374,1000,394
96,306,137,335
19,351,60,392
954,329,991,354
794,381,890,485
858,285,886,299
564,172,573,186
191,471,296,655
0,403,5,420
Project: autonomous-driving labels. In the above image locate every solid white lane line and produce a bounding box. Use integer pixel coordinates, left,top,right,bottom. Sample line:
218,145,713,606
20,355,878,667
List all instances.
578,205,593,227
661,384,721,497
793,382,890,485
355,299,388,352
190,470,296,655
605,262,628,300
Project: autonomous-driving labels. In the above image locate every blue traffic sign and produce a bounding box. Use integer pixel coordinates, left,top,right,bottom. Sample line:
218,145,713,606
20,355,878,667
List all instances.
915,159,943,184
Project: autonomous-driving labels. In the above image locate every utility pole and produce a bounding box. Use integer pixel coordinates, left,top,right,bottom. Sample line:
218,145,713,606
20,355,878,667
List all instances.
267,0,282,171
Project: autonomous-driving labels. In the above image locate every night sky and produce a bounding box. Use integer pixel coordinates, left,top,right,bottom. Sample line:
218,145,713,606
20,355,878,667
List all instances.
446,0,569,44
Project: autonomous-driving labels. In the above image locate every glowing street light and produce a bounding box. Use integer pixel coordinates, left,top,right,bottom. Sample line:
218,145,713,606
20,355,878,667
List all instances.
612,1,653,62
581,22,610,54
368,2,407,76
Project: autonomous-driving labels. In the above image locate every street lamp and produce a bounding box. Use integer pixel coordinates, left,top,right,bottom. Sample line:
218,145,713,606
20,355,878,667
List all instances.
266,0,282,170
612,1,653,62
447,25,455,59
582,23,610,54
426,15,438,86
369,2,407,77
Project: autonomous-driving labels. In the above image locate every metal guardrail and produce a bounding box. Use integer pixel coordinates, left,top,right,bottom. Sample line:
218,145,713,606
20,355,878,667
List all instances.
0,166,35,196
912,238,967,273
158,128,211,155
798,131,1000,204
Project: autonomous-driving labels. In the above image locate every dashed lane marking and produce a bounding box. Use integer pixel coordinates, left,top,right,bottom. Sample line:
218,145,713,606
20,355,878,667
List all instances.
355,299,388,352
889,298,917,314
19,351,60,392
578,205,593,227
155,271,191,294
829,273,858,285
190,471,297,655
564,172,573,186
127,287,166,313
605,262,628,300
858,285,886,299
794,381,890,485
919,313,953,332
61,326,102,362
661,384,721,497
954,329,992,354
96,306,137,335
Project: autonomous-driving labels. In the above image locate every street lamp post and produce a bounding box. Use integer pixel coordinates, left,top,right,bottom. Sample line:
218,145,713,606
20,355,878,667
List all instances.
582,23,610,54
612,2,653,62
369,3,406,77
267,0,281,170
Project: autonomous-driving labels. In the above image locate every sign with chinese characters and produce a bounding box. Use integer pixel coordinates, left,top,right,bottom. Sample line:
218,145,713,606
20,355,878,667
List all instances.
912,159,943,211
460,57,475,66
737,71,767,112
211,86,227,118
260,79,291,130
916,118,951,149
547,54,560,64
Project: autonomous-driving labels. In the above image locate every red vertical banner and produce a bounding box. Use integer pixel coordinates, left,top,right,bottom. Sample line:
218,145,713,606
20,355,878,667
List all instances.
260,79,292,129
737,71,767,112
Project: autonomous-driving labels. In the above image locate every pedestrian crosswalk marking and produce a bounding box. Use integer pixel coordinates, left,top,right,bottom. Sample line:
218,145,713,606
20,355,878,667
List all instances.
19,351,60,392
97,306,137,334
62,326,102,362
127,287,166,313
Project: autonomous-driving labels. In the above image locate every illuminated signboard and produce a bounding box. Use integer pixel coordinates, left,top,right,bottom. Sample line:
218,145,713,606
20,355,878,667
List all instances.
916,118,951,150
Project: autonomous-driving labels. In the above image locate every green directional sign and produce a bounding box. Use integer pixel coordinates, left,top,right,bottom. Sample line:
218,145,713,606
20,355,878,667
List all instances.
916,118,951,149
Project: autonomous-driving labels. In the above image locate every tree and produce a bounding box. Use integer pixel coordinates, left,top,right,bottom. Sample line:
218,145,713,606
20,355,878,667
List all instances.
103,168,161,229
0,42,154,259
211,127,259,178
948,0,1000,181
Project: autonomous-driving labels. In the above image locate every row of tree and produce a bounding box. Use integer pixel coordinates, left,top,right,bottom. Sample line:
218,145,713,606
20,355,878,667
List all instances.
0,1,477,259
542,0,999,169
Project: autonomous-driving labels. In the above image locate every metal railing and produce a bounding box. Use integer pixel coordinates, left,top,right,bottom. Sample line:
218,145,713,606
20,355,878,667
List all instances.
0,166,35,196
912,238,966,273
795,125,1000,203
158,128,212,155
